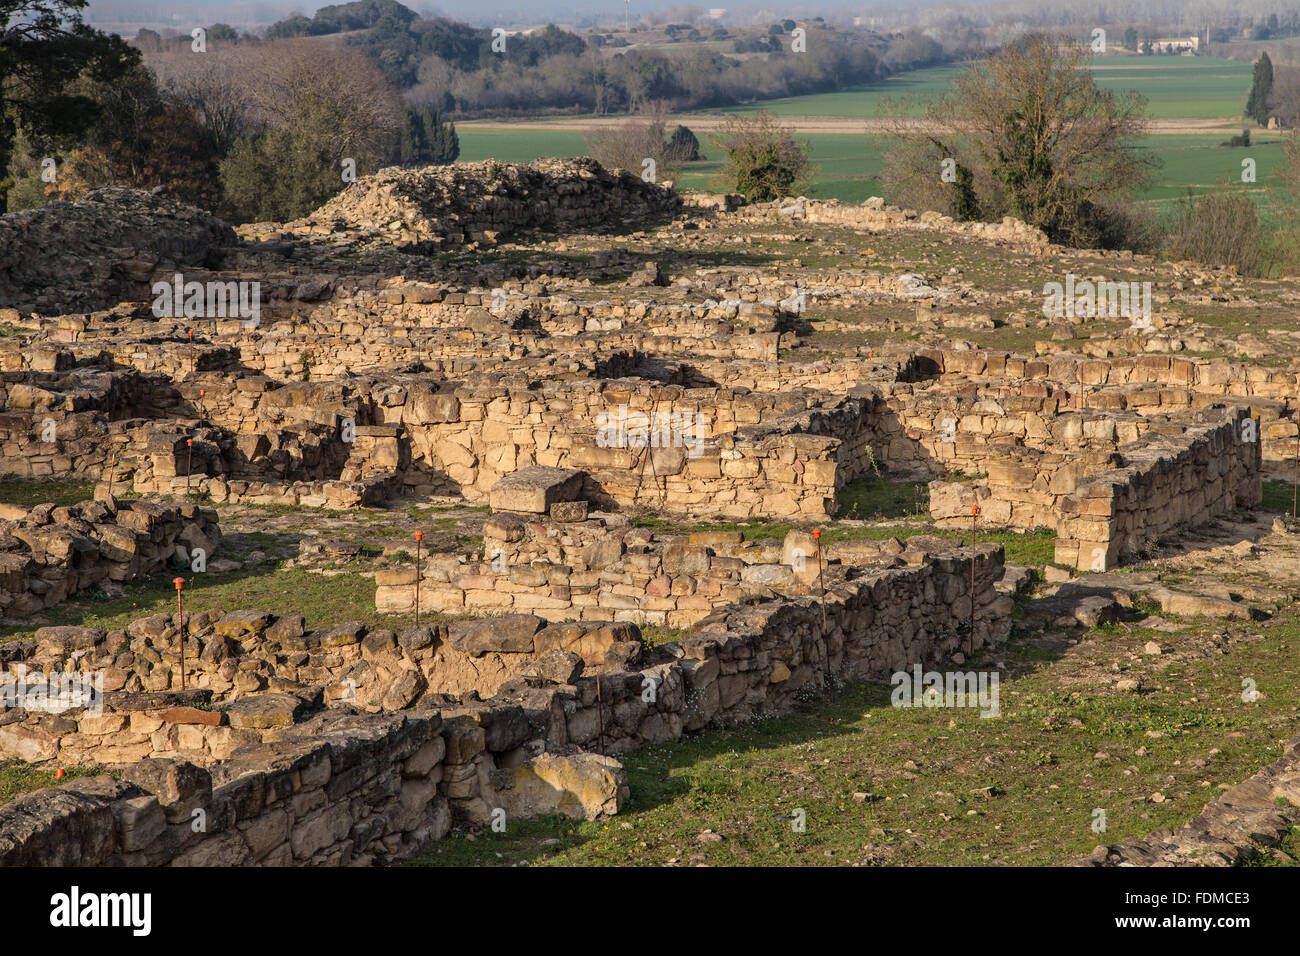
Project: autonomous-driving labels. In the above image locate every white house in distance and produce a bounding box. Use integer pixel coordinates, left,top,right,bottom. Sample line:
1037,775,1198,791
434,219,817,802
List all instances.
1152,35,1200,53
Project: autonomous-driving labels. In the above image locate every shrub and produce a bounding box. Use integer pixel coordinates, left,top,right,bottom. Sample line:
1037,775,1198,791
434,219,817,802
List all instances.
710,111,812,202
664,125,702,162
1160,191,1276,277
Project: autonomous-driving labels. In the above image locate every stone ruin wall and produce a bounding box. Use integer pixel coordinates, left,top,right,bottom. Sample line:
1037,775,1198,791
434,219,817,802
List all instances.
0,536,1006,741
914,347,1299,470
0,187,235,315
0,346,1275,541
750,195,1054,249
0,498,219,620
1052,406,1261,570
0,712,466,866
373,513,924,629
0,541,1004,865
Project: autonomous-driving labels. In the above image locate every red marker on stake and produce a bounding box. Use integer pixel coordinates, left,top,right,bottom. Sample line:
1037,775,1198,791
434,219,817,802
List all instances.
174,577,187,690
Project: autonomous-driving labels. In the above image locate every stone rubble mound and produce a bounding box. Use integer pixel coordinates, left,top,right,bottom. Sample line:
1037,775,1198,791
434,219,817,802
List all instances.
269,157,683,248
0,187,236,314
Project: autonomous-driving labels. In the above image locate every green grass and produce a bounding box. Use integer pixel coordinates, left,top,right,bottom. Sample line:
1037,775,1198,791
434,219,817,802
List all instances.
458,128,1290,209
456,128,592,164
457,56,1278,208
408,614,1300,866
0,477,97,509
1262,479,1298,515
630,509,1057,569
0,761,102,804
0,563,415,642
834,472,927,520
721,56,1254,121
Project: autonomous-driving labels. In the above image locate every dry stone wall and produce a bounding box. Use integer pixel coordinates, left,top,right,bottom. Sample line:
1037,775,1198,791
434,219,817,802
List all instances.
0,497,219,620
0,536,1004,865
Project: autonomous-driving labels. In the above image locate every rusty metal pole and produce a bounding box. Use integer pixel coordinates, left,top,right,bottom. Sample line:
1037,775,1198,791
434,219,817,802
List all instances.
814,527,826,631
174,577,187,691
814,527,829,693
970,505,978,642
1294,407,1299,520
596,674,604,756
414,530,423,626
186,438,193,496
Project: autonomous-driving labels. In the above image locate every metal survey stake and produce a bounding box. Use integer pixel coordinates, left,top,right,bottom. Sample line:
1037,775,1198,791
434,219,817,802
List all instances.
970,505,978,641
814,527,829,693
186,438,193,495
595,673,604,756
814,527,826,630
414,530,423,626
174,577,187,691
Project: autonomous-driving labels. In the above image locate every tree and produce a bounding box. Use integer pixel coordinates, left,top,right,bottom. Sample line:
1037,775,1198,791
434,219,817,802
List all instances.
710,111,812,202
27,62,224,210
399,103,458,165
881,34,1156,248
665,124,702,161
585,106,678,181
0,0,140,212
157,48,254,157
1246,52,1274,125
220,41,404,221
1123,27,1138,50
1162,190,1274,276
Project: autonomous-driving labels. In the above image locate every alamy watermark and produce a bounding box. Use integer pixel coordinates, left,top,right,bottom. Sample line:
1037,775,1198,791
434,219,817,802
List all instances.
1042,274,1152,327
890,664,1000,718
152,273,261,329
1,666,104,716
595,405,710,458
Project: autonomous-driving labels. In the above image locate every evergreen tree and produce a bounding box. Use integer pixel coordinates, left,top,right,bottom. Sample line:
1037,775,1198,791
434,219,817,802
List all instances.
664,124,702,162
399,104,459,165
0,0,140,212
1246,52,1274,125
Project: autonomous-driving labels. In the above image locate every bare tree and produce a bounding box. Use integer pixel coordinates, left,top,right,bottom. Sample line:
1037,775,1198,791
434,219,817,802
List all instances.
155,48,254,155
881,34,1157,247
585,102,681,182
245,41,404,161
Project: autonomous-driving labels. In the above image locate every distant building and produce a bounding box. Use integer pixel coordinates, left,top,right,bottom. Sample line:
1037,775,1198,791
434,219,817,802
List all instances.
1152,35,1200,53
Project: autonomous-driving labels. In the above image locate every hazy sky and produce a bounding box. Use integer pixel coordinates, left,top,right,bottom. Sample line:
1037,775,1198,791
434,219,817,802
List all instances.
82,0,880,30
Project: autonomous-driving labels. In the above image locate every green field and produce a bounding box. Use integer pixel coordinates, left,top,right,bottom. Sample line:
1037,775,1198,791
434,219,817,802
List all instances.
458,129,1286,208
457,55,1281,209
715,56,1253,120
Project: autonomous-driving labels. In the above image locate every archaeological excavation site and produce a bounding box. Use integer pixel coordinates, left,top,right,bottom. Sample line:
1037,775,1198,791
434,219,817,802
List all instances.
2,157,1299,873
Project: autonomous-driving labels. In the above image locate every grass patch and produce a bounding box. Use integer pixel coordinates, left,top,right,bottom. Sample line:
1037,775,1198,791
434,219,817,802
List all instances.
630,510,1058,569
1262,479,1297,515
835,473,928,520
0,564,416,641
0,761,102,805
409,613,1300,867
0,477,97,509
640,624,691,649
